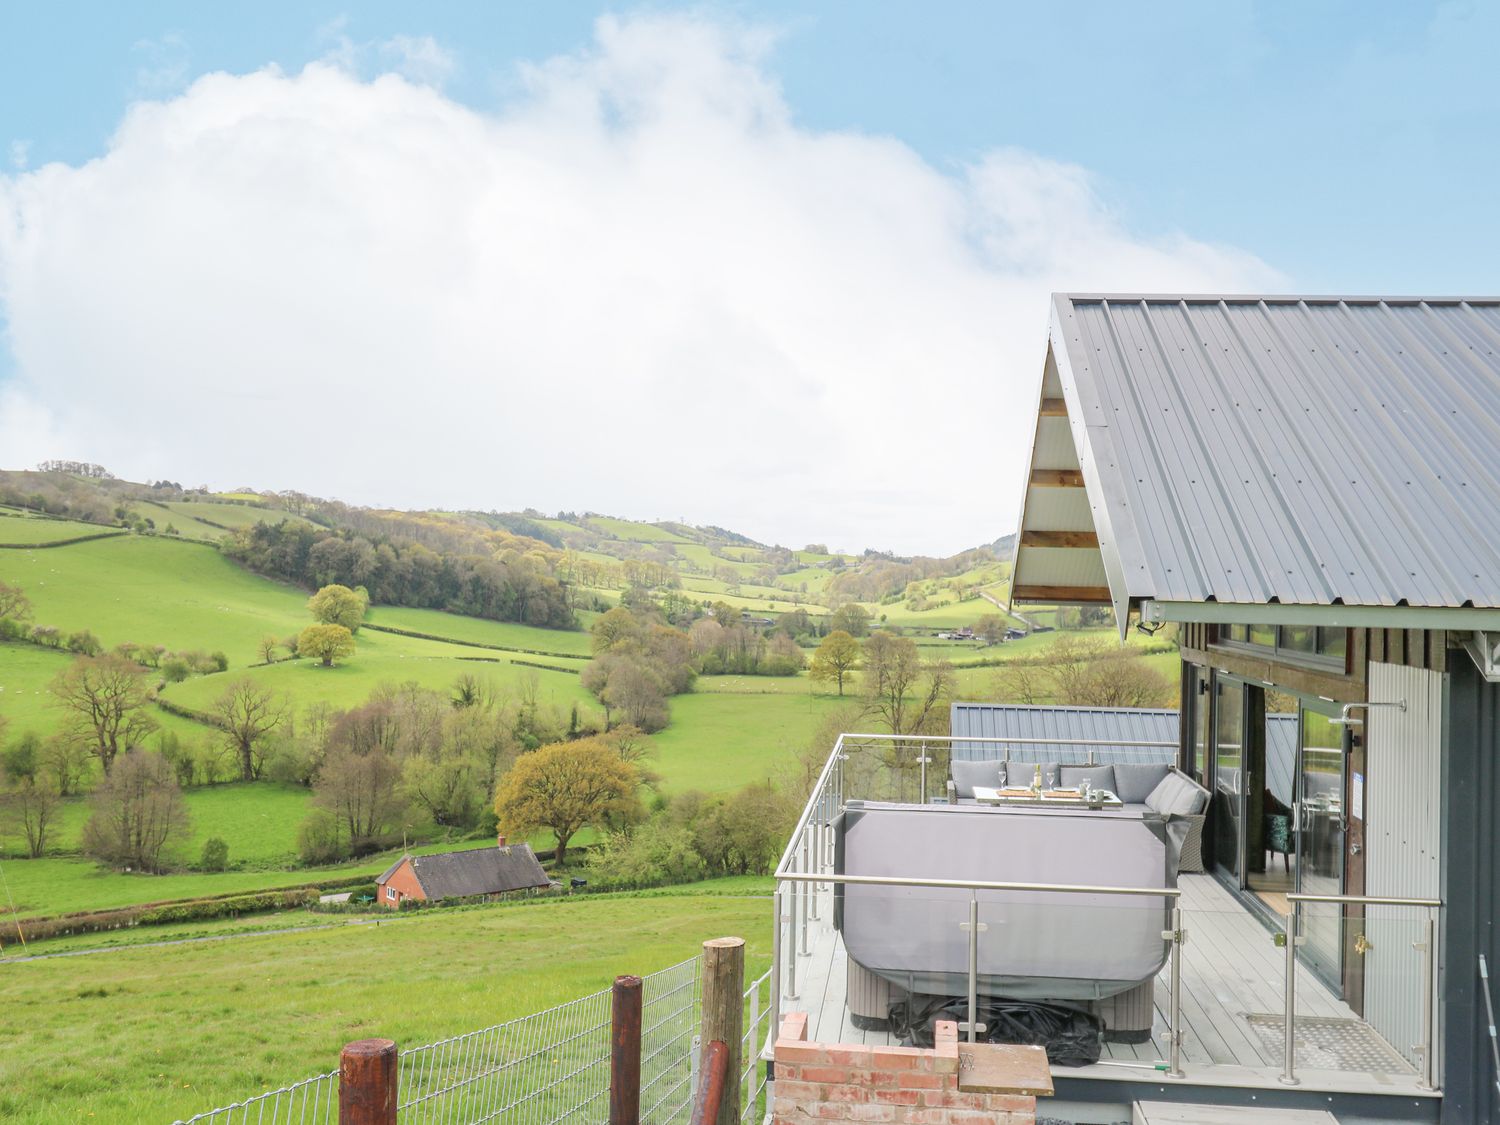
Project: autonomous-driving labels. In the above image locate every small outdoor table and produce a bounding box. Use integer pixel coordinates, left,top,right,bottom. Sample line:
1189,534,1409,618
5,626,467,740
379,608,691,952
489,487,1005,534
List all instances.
972,785,1124,810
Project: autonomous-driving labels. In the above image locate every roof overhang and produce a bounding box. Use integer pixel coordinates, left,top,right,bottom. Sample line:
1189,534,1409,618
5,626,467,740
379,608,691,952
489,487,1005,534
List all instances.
1141,599,1500,632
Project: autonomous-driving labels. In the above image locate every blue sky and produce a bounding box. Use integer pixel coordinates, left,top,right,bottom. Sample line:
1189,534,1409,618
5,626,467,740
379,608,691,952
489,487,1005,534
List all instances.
1,3,1497,551
7,2,1495,294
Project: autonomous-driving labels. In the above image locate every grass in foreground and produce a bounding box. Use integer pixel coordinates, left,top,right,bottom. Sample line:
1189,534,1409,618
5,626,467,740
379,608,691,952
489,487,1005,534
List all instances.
0,882,772,1124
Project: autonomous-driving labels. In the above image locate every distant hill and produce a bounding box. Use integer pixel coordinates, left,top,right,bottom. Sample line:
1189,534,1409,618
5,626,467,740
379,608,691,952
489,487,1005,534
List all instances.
0,464,1028,629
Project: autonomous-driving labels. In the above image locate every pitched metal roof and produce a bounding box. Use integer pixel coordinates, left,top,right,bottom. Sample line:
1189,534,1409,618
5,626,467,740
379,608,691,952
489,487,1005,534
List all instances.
1012,294,1500,631
950,702,1179,765
376,844,550,899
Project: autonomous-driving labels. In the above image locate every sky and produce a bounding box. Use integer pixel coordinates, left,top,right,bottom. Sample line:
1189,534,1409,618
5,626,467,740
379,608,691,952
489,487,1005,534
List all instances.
1,2,1497,555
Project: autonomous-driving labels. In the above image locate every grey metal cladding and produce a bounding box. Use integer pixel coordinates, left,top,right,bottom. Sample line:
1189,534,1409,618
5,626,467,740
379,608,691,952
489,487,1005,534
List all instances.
1051,295,1500,609
949,702,1178,764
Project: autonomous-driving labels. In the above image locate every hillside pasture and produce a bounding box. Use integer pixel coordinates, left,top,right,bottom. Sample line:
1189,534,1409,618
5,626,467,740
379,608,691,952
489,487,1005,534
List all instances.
0,514,124,546
161,500,308,532
0,886,771,1124
583,516,692,543
647,691,844,792
0,536,311,666
365,605,593,657
160,629,601,720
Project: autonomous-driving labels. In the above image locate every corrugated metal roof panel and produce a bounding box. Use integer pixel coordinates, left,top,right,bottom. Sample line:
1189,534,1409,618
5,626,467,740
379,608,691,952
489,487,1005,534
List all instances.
950,702,1178,764
1019,295,1500,615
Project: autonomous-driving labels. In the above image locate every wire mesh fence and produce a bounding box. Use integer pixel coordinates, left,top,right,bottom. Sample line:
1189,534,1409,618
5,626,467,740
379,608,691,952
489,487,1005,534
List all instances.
398,957,698,1125
175,957,701,1125
172,1069,338,1125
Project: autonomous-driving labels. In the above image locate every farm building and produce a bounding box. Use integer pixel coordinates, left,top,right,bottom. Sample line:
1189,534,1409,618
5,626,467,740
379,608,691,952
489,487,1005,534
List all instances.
376,837,551,908
1007,294,1500,1121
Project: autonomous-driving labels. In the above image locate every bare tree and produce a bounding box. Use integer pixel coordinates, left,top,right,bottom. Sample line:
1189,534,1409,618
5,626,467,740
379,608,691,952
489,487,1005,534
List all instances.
1,733,61,857
49,654,158,774
82,749,191,871
312,746,406,854
211,678,290,781
0,579,31,624
861,632,953,735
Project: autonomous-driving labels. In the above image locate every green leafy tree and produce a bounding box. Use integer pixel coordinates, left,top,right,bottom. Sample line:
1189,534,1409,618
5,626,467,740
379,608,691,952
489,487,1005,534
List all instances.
200,836,229,872
829,603,872,637
307,584,369,633
810,630,860,696
494,735,642,865
297,623,356,667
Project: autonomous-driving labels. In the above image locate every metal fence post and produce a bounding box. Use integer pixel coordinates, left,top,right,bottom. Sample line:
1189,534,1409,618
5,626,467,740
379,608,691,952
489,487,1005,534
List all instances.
610,975,643,1125
339,1039,397,1125
1279,908,1300,1086
959,893,987,1044
700,938,745,1125
771,888,785,1015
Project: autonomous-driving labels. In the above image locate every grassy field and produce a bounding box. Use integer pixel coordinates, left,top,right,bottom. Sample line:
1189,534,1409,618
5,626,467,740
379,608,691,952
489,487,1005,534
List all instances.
0,883,773,1124
0,514,125,546
583,516,692,543
160,628,600,718
648,691,846,792
0,535,314,664
159,500,305,532
365,605,594,656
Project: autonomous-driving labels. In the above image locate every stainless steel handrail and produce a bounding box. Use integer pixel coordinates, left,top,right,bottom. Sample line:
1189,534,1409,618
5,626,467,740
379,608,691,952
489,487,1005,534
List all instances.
775,871,1181,899
831,732,1177,748
1286,893,1442,907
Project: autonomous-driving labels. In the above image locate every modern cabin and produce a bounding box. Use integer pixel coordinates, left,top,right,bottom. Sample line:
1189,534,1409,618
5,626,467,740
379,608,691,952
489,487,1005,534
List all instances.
376,837,551,908
1008,293,1500,1122
768,295,1500,1124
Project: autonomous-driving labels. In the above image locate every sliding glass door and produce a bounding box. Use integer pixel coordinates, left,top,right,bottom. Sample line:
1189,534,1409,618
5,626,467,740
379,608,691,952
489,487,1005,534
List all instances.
1212,679,1245,884
1298,705,1347,984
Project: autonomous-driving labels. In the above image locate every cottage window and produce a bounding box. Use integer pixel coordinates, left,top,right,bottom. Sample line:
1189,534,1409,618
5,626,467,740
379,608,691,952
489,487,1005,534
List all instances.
386,887,396,901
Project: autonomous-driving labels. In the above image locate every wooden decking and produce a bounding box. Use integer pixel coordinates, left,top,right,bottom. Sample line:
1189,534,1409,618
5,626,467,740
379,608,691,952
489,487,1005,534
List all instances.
779,874,1436,1100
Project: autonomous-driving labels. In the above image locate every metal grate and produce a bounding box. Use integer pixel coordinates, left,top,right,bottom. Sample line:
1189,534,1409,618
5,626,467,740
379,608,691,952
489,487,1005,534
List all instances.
1243,1013,1415,1074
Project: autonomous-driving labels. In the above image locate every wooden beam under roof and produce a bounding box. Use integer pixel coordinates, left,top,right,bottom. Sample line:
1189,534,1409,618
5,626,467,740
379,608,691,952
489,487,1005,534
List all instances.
1019,530,1099,549
1028,469,1085,487
1039,397,1068,416
1011,583,1113,604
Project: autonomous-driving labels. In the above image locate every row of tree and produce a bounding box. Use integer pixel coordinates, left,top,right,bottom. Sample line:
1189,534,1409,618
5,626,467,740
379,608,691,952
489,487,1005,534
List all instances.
225,520,576,629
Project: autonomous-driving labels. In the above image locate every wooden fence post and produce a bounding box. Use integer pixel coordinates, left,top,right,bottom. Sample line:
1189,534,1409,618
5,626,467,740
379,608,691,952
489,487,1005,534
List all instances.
339,1038,397,1125
700,936,745,1125
610,974,643,1125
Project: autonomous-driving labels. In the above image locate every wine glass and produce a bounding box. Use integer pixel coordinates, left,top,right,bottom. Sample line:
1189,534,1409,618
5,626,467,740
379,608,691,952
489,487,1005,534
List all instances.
1044,766,1058,789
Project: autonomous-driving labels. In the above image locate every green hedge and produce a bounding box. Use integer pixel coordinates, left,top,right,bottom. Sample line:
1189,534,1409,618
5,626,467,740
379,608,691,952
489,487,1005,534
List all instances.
361,622,584,660
18,888,320,942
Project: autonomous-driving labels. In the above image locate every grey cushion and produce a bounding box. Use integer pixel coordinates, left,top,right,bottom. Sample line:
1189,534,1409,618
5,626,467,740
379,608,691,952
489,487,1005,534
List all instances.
1113,763,1172,804
1146,771,1209,817
1060,764,1117,796
950,759,1006,799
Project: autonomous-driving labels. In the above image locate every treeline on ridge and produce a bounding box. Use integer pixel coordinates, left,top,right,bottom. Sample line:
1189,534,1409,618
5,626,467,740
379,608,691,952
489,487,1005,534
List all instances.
225,519,577,629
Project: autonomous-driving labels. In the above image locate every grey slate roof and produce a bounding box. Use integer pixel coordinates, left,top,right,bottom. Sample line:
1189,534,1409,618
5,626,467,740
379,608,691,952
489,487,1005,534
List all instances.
1015,295,1500,624
377,843,550,899
950,702,1179,765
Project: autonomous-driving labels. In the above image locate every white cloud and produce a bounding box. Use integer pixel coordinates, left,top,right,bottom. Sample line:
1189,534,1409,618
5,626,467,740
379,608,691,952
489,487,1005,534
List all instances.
0,13,1281,555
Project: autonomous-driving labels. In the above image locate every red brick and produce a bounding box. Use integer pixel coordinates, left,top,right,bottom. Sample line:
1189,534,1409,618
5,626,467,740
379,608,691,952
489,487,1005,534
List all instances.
870,1046,924,1070
799,1065,856,1085
776,1042,828,1065
777,1063,801,1080
894,1071,945,1090
872,1089,920,1106
773,1080,822,1104
780,1012,810,1042
846,1104,897,1122
826,1046,876,1067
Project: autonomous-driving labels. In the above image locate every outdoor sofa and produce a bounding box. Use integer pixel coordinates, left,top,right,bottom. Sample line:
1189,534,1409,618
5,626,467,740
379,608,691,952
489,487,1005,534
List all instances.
947,759,1210,873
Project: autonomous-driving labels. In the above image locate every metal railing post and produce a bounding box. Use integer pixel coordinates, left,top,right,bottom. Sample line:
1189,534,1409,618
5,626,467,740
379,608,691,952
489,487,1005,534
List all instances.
1417,912,1437,1091
798,843,810,955
920,749,928,804
1279,907,1300,1086
807,833,819,922
959,893,987,1044
771,888,784,1014
1164,905,1185,1079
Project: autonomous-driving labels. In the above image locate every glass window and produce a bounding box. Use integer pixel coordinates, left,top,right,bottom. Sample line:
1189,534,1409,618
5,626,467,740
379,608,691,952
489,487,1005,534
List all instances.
1317,627,1348,663
1281,625,1316,653
1224,624,1248,643
1248,624,1276,648
1213,679,1245,882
